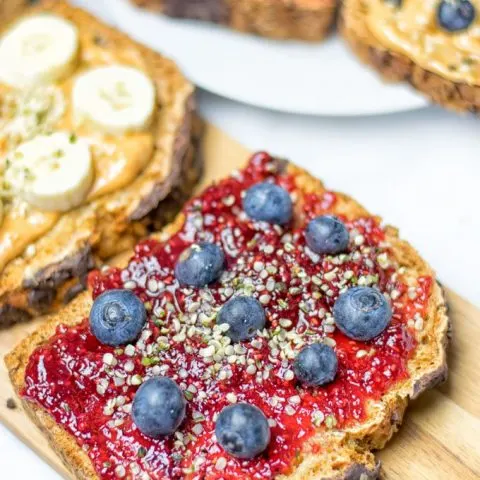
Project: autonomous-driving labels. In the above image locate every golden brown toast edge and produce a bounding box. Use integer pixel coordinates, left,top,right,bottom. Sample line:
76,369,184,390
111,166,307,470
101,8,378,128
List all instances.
0,0,26,20
340,0,480,114
131,0,337,42
0,1,201,325
5,160,449,480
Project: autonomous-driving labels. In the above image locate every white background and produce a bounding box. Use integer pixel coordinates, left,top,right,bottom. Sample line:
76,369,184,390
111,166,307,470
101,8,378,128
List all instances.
1,0,480,477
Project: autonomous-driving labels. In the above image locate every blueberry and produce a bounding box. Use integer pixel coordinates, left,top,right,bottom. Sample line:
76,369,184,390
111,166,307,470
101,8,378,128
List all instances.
215,403,270,459
175,242,225,287
217,296,266,342
437,0,475,32
132,377,186,438
333,286,392,341
89,289,146,346
243,182,292,225
305,215,349,255
293,343,338,387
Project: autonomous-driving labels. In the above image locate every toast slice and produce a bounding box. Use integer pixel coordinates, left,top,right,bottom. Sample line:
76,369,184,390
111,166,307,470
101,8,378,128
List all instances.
0,0,26,20
131,0,337,42
6,153,448,479
341,0,480,114
0,1,202,326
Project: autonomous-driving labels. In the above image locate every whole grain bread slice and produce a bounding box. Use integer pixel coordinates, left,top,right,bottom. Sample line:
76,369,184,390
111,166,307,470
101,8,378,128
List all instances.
5,158,449,480
340,0,480,114
0,1,202,326
131,0,337,41
0,0,26,20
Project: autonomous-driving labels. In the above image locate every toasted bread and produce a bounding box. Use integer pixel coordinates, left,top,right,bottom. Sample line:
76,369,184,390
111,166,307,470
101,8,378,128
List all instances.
340,0,480,114
0,0,26,20
6,154,448,479
0,1,202,326
131,0,337,42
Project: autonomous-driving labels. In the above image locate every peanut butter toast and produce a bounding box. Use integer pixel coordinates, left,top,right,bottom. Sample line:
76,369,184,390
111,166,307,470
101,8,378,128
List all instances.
6,153,448,480
0,0,27,21
341,0,480,114
0,1,201,326
131,0,337,42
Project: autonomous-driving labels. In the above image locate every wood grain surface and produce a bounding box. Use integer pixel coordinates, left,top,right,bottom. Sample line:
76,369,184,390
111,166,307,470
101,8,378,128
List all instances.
0,123,479,479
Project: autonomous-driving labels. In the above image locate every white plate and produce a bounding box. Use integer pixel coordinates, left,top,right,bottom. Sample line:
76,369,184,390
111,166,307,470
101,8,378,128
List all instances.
106,0,428,116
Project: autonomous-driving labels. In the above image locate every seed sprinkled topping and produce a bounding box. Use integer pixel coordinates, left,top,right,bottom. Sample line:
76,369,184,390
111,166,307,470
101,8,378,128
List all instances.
23,153,432,480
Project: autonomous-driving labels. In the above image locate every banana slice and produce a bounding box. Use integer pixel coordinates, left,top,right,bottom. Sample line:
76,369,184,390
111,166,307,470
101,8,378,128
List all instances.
5,132,93,212
72,65,156,135
0,14,79,88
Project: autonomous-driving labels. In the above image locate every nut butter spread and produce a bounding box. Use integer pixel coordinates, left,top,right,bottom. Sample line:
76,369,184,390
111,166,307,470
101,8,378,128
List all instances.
0,198,58,271
365,0,480,84
0,15,158,273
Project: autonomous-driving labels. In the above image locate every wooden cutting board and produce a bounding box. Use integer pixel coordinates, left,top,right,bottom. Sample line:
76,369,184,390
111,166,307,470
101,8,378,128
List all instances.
0,123,479,479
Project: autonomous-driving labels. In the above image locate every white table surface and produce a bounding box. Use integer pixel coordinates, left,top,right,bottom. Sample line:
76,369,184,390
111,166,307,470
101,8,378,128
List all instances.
1,1,480,476
1,90,480,479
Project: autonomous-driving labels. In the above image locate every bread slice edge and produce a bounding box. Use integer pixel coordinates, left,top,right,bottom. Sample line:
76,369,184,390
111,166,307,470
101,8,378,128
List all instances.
131,0,337,42
340,0,480,114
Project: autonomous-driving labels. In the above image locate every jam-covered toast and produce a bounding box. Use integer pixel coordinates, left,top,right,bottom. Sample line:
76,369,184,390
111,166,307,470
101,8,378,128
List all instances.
0,1,201,326
6,153,448,479
131,0,337,42
341,0,480,114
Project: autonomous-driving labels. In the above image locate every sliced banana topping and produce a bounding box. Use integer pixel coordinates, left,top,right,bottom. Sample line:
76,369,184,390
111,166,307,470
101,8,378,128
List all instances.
5,132,93,212
72,65,156,135
0,15,79,88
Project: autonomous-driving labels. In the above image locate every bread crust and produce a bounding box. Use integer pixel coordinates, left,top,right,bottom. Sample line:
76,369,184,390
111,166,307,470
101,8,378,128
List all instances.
131,0,337,41
5,160,449,480
0,1,201,325
0,0,26,20
340,0,480,114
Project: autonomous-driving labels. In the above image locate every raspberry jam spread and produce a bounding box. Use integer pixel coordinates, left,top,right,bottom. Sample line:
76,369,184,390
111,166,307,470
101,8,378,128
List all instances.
23,153,432,480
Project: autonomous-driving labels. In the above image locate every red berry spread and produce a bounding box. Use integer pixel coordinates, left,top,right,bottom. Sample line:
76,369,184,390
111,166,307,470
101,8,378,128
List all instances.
23,153,432,480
